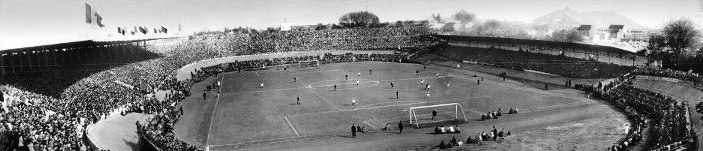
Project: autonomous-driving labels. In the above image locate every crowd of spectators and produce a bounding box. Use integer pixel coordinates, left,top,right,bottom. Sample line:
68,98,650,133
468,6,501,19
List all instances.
435,45,634,79
632,66,703,88
576,74,692,150
192,26,441,55
0,26,434,150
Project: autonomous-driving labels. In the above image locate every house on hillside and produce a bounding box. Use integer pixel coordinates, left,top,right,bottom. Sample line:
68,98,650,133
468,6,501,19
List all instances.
608,25,625,40
576,25,593,41
593,24,626,44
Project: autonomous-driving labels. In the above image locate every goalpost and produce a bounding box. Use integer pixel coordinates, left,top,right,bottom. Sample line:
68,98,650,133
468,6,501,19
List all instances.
408,103,468,128
297,60,320,68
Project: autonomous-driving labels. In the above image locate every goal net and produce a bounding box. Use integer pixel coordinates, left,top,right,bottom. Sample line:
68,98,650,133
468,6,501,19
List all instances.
297,60,320,68
408,103,468,127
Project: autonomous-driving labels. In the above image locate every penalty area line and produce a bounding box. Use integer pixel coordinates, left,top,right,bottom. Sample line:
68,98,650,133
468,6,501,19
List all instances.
283,115,301,138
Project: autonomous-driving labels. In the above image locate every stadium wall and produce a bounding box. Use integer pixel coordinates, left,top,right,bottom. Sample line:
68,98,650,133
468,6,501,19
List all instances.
436,35,650,66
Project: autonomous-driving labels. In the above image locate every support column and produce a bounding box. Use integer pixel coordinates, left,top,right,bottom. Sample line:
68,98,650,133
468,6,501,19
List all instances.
0,54,5,76
7,54,13,74
27,51,33,72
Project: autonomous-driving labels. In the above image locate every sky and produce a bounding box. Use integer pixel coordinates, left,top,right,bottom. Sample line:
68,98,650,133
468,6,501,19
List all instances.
1,0,701,50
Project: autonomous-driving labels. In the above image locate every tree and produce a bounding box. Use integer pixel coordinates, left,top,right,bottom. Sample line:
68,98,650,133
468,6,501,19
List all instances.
339,11,380,28
663,19,700,54
431,14,443,23
550,29,582,43
453,10,475,31
646,33,667,53
453,10,475,24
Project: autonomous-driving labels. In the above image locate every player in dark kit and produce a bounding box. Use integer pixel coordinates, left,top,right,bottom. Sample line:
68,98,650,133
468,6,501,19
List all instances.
345,74,348,80
390,82,394,88
396,90,399,99
296,95,301,105
398,120,404,134
432,110,438,120
333,85,337,91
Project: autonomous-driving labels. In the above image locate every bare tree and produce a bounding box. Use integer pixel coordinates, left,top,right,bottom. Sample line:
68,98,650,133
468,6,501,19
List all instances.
662,19,700,54
339,11,380,28
453,10,475,31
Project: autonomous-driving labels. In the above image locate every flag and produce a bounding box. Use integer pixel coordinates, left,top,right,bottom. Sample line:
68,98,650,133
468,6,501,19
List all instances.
85,4,92,23
139,26,147,34
85,3,104,28
95,13,104,27
160,26,168,33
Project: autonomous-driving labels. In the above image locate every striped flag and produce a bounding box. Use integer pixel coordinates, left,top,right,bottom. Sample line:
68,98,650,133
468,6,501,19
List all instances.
85,3,105,28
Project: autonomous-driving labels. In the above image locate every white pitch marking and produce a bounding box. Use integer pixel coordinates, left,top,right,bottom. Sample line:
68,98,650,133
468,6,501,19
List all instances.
205,75,225,146
283,115,301,137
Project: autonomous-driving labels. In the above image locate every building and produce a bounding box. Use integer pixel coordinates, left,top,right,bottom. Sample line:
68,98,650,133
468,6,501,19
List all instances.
280,20,292,31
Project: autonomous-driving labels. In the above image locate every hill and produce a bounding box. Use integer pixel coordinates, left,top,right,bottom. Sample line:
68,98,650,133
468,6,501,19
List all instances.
533,7,644,29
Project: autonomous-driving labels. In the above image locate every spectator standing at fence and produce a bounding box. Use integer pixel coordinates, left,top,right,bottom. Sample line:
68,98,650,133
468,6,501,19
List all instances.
351,124,356,138
398,120,404,134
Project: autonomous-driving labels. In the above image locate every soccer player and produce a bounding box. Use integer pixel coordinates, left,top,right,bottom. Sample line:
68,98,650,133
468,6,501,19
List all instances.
345,74,348,80
416,70,419,76
395,90,399,99
297,95,301,105
352,97,356,106
446,81,451,87
425,91,431,99
293,77,297,83
369,69,372,75
333,85,337,91
432,110,438,121
358,72,361,77
260,82,265,88
390,82,394,88
420,78,425,85
356,79,360,85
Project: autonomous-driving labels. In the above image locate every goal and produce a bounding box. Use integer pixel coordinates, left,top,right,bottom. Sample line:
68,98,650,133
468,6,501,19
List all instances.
297,60,320,68
408,103,468,127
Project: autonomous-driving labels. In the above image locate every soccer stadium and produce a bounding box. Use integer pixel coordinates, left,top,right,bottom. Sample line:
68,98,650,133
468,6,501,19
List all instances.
2,1,703,151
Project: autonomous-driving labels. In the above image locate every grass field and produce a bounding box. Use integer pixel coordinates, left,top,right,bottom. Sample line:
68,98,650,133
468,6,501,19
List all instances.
174,61,627,150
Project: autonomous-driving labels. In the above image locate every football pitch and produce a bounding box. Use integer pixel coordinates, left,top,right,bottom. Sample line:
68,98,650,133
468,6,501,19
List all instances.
178,62,589,146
